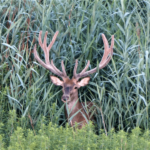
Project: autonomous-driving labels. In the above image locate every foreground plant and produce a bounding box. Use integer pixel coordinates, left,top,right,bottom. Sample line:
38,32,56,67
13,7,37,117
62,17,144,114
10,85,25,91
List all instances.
2,122,149,150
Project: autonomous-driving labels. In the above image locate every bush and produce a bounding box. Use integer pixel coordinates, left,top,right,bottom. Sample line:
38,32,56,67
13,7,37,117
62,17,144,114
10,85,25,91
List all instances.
0,121,149,150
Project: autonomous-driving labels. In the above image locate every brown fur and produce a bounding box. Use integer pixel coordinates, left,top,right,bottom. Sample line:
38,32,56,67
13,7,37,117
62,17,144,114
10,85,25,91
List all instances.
50,76,95,128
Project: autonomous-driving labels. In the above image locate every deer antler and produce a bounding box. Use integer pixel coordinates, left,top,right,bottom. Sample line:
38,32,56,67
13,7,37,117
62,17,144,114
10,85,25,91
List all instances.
73,34,114,80
33,31,67,78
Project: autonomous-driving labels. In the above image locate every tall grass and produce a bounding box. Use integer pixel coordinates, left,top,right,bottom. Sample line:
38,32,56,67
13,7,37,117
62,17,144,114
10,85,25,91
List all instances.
0,0,150,133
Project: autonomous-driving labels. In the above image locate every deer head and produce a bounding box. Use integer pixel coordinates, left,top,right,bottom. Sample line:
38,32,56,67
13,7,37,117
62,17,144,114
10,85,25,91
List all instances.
50,75,91,103
33,31,114,127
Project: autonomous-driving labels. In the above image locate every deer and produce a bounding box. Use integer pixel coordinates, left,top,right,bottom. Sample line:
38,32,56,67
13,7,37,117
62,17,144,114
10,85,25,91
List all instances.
33,30,114,128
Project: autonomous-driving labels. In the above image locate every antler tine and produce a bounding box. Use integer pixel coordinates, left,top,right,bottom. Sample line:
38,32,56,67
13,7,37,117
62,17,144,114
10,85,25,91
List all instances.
38,31,50,64
48,31,59,51
73,60,90,78
43,31,48,50
61,60,67,77
99,34,114,63
99,35,114,68
80,60,90,74
34,44,58,75
34,44,50,70
73,59,78,78
74,34,114,80
50,60,64,76
38,31,44,50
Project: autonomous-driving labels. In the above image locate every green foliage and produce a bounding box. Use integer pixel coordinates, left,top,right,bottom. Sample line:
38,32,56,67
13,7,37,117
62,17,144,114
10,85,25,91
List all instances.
0,121,150,149
0,0,150,136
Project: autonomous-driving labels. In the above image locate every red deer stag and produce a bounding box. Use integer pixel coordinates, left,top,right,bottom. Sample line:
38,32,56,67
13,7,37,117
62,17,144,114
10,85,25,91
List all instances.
33,31,114,128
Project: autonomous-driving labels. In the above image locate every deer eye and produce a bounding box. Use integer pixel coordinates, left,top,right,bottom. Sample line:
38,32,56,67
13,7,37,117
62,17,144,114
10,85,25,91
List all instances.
74,87,78,89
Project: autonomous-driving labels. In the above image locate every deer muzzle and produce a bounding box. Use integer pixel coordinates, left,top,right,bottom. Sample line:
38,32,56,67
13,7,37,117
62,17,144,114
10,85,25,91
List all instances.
61,95,71,103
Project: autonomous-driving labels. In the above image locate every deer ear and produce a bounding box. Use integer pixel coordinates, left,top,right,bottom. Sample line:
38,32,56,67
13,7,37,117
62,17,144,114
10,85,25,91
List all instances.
77,77,90,88
50,75,63,86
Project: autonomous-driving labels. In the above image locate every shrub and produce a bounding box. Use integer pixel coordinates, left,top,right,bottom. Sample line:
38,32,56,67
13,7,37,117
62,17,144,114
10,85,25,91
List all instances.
0,120,150,150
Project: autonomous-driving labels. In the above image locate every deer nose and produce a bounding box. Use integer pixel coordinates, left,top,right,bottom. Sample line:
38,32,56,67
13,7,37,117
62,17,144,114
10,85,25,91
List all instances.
61,95,69,102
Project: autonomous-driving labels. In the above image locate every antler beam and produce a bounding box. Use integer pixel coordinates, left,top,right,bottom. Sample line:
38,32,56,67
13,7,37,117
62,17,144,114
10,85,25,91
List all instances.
33,31,67,78
73,34,114,80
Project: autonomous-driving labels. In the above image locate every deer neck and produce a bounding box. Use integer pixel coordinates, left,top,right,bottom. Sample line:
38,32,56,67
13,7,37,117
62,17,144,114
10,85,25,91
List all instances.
65,90,80,114
64,90,88,128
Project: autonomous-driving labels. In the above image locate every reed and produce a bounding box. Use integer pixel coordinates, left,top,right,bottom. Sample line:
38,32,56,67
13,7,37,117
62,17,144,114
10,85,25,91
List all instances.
0,0,149,135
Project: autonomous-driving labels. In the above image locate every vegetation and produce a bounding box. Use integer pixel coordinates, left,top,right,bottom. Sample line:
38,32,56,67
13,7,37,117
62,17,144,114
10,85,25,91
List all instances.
1,118,150,150
0,0,150,148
